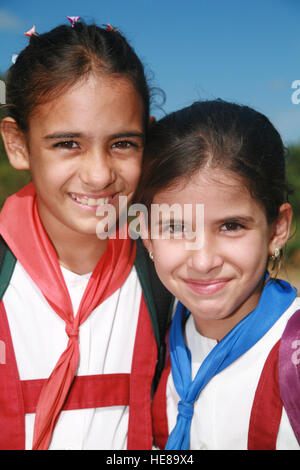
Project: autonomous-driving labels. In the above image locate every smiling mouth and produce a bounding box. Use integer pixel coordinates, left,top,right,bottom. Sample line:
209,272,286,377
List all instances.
69,192,118,207
184,279,230,295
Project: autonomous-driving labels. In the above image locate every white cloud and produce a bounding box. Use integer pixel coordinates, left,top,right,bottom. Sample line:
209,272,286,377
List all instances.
0,9,22,31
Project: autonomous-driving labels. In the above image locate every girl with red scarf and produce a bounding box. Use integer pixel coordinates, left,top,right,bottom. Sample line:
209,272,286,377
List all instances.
0,18,170,450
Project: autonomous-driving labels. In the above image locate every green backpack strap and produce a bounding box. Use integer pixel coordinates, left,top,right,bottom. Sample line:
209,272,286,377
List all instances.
134,237,174,390
0,236,16,300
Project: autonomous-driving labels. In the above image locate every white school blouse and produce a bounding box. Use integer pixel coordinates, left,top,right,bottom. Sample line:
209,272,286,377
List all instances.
165,297,300,450
3,260,142,450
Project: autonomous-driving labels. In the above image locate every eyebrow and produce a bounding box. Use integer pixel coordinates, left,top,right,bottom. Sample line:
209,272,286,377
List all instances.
109,132,145,141
217,215,256,224
44,132,83,140
43,131,145,141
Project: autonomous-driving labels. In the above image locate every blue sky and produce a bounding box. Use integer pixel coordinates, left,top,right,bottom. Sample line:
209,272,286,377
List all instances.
0,0,300,145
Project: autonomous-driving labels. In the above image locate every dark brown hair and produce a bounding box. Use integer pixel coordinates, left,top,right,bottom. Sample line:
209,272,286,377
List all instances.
137,100,292,224
5,20,151,131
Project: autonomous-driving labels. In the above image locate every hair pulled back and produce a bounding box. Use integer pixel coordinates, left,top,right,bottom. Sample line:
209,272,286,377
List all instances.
5,20,150,131
138,100,292,224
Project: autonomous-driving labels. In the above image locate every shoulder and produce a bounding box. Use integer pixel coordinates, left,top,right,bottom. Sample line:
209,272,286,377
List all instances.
278,296,300,448
284,296,300,321
279,296,300,345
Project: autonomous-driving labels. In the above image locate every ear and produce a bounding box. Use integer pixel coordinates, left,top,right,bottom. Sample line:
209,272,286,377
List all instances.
0,117,30,170
268,203,293,255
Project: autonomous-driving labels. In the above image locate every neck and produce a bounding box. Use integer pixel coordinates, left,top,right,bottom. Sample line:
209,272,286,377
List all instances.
193,311,250,342
37,206,108,275
56,234,108,274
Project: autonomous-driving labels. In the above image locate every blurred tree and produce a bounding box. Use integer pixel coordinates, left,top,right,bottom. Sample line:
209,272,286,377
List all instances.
286,145,300,261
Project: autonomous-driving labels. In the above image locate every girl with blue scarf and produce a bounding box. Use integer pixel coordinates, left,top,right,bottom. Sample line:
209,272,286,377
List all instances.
136,100,300,450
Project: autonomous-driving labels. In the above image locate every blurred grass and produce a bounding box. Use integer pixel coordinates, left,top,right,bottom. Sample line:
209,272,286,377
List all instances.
0,159,31,201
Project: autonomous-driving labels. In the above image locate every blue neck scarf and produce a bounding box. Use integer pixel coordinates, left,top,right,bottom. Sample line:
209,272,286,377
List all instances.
165,275,297,450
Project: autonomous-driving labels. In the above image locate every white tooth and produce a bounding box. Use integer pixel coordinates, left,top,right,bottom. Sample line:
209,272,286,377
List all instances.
71,194,110,206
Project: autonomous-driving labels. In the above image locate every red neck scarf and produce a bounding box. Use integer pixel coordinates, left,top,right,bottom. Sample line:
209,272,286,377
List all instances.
0,183,136,450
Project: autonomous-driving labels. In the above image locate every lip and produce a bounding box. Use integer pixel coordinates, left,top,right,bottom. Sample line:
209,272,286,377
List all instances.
184,278,231,295
68,191,120,212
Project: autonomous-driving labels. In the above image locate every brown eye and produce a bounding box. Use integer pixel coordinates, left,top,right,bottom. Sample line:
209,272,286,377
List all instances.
112,141,137,150
221,222,244,232
54,141,79,149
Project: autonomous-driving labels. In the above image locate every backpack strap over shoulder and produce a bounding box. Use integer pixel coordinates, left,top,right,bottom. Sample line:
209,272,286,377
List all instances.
0,235,16,300
278,308,300,445
134,237,174,388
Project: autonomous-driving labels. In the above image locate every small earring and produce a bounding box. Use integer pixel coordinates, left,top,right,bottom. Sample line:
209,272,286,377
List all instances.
149,251,154,261
271,247,280,260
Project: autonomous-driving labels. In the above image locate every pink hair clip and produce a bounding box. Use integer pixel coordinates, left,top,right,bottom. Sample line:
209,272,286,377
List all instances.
24,25,38,37
105,24,118,32
67,16,80,27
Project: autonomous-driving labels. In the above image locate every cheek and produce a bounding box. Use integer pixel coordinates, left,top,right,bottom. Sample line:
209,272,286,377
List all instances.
224,233,269,275
29,148,76,182
152,242,183,281
30,162,71,192
226,244,250,268
118,157,142,189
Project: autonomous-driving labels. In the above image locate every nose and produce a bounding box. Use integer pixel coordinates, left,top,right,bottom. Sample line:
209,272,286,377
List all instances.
79,148,116,190
186,236,223,274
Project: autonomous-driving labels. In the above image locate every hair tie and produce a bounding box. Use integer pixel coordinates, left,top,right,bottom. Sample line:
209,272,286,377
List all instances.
67,16,80,27
24,25,38,37
105,24,118,32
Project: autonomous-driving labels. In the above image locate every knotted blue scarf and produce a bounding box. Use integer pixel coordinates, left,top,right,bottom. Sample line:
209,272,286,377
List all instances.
165,275,297,450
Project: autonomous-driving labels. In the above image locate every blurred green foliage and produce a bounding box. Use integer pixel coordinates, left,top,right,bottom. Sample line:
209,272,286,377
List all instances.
286,145,300,262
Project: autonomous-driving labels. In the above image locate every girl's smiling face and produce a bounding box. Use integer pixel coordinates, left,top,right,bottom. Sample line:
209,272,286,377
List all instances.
147,168,285,340
17,74,145,242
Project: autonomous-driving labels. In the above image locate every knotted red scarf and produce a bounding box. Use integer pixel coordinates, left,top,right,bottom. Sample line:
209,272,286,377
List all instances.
0,183,136,450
